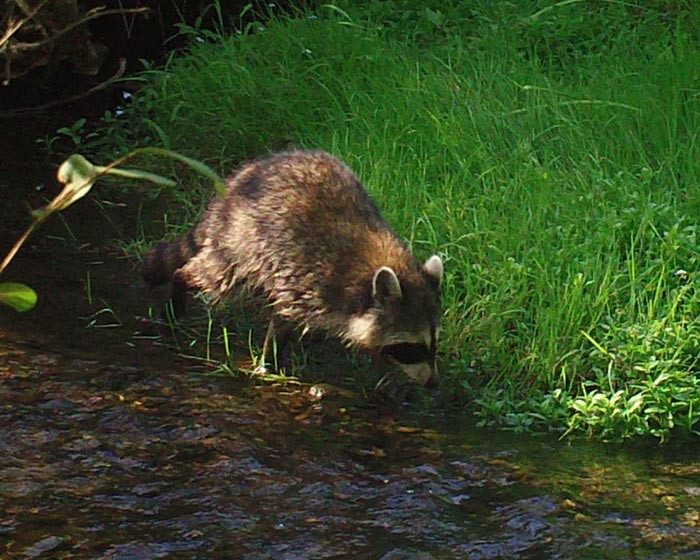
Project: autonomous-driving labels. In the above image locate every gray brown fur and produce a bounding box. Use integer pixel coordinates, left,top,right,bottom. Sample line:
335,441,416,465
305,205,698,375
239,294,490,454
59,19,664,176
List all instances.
142,150,442,385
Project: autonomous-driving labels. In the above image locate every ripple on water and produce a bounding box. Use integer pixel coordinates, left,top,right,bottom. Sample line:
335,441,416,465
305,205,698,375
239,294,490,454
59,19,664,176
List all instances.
1,332,699,558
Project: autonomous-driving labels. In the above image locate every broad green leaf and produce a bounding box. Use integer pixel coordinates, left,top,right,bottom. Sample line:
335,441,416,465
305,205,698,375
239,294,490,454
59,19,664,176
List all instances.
33,154,179,223
31,154,98,222
0,282,37,312
52,154,98,212
2,149,219,280
130,147,226,196
95,166,176,187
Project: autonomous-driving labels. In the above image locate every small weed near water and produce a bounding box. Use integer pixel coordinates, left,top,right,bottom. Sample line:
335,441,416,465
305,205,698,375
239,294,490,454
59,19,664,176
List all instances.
94,1,700,441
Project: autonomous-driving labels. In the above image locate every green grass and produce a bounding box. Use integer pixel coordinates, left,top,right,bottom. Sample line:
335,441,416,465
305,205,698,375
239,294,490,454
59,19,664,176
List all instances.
97,1,700,441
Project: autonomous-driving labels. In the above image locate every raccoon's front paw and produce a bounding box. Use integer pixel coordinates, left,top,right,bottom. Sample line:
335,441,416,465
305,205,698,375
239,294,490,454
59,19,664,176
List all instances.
374,373,410,402
253,363,277,376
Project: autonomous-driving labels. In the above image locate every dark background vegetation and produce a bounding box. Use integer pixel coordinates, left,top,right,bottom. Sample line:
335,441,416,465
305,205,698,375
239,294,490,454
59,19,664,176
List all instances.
1,1,312,108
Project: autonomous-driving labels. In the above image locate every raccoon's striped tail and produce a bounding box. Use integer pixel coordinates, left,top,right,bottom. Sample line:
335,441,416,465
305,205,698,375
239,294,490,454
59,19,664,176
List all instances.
141,232,198,288
142,232,199,318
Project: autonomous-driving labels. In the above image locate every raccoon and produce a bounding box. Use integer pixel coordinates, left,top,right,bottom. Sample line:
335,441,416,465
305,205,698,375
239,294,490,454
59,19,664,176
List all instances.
142,150,443,387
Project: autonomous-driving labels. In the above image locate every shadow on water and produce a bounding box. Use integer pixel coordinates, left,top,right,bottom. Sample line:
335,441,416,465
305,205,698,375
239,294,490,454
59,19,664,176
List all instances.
0,127,698,559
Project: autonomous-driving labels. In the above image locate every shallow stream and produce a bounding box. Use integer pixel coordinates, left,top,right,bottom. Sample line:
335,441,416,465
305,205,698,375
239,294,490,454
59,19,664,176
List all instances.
0,190,697,559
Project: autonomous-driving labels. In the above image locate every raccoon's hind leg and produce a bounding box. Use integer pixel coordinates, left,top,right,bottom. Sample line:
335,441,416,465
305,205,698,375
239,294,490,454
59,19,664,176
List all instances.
167,270,188,319
142,234,197,321
256,316,293,374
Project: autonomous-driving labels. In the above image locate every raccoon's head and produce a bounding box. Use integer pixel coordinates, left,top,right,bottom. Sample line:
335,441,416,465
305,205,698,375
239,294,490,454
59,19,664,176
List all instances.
347,255,443,387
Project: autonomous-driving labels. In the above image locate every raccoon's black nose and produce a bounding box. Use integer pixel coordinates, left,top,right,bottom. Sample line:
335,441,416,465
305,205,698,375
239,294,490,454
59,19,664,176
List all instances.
424,371,440,389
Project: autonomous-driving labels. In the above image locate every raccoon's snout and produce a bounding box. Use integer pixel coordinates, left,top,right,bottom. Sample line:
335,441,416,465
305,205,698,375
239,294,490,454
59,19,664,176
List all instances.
380,342,439,387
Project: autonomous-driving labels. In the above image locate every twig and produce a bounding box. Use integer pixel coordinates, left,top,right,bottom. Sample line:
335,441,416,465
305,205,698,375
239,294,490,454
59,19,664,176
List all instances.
0,0,51,49
5,7,150,51
0,220,38,275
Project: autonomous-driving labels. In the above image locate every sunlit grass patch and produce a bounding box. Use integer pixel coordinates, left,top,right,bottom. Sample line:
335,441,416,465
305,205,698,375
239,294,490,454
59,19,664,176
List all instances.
98,2,700,441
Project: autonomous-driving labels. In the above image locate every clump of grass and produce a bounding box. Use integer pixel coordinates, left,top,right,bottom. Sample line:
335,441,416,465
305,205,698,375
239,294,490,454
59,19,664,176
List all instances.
101,1,700,441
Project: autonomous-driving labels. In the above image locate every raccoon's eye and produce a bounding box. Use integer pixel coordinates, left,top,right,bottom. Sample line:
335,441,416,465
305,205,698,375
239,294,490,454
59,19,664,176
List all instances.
381,343,431,365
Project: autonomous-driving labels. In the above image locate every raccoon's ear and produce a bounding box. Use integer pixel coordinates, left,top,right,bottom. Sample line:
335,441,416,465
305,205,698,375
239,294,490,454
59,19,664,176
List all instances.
423,255,443,287
372,266,402,304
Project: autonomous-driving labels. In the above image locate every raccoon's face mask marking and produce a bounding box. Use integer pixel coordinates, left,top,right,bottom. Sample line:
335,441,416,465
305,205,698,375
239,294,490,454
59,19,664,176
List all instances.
381,342,431,364
380,329,439,387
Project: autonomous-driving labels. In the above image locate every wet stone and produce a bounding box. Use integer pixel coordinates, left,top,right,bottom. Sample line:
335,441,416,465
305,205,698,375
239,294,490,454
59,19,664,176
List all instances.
22,536,64,559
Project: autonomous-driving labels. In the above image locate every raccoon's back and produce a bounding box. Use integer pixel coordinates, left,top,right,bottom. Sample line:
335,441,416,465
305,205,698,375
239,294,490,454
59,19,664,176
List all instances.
180,151,414,317
210,151,386,237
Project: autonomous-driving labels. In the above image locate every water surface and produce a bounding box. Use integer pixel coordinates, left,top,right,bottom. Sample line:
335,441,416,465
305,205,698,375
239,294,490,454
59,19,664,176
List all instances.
1,223,698,560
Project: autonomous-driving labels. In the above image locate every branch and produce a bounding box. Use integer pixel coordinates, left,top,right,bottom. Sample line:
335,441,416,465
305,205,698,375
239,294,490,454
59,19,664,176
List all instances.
0,57,127,118
5,6,150,51
0,0,51,49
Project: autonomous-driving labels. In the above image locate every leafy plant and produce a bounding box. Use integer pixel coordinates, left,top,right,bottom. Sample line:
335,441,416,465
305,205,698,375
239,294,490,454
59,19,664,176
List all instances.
0,282,37,312
0,149,224,313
